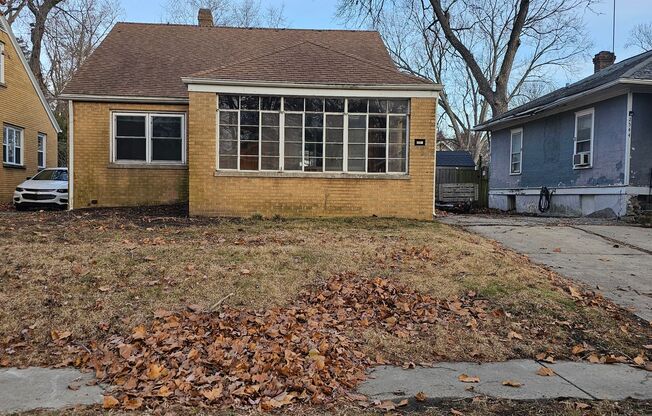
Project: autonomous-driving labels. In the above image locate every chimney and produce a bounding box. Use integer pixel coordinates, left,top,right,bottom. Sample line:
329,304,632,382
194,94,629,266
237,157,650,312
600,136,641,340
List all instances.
593,51,616,73
198,8,214,27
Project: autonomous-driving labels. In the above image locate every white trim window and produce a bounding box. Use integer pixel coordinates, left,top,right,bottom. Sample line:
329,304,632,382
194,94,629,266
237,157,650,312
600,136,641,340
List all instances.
573,108,594,169
217,95,409,174
510,128,523,175
3,125,23,166
112,112,186,164
37,133,46,169
0,42,5,84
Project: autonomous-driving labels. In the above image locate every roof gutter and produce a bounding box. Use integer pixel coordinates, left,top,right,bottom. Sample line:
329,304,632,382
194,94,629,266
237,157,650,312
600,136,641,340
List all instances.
182,77,442,97
474,79,626,131
59,94,189,104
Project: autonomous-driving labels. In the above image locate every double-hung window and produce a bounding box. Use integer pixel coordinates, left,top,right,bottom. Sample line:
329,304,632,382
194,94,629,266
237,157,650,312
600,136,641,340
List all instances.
3,125,23,166
112,112,186,164
573,109,594,168
510,128,522,175
217,96,409,174
37,133,46,169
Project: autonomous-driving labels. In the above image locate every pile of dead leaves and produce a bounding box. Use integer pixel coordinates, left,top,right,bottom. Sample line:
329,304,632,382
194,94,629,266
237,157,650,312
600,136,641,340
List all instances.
78,273,490,411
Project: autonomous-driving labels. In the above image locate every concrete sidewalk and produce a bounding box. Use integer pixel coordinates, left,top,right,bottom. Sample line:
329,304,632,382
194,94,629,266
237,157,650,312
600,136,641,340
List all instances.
440,215,652,321
0,367,103,414
359,360,652,402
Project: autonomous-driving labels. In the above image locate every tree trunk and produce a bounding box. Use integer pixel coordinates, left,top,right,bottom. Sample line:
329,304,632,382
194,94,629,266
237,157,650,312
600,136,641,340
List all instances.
27,0,63,92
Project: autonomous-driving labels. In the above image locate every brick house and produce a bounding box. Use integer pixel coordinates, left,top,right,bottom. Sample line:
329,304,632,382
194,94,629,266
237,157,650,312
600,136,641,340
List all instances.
61,10,441,219
0,15,60,203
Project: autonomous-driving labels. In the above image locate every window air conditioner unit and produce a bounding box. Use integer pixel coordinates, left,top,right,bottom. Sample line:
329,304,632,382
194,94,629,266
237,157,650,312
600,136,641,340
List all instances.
574,152,591,167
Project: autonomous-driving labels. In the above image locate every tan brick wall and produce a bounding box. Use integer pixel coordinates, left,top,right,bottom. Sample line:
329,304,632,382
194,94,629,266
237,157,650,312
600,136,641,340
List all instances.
71,101,189,208
189,92,437,220
0,28,58,203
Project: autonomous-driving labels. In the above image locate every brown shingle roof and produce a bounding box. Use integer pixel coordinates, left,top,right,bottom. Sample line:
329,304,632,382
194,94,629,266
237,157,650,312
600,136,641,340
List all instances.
63,23,432,99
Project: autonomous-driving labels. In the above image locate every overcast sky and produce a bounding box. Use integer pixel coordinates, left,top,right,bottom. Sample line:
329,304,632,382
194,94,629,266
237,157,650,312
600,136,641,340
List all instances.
120,0,651,82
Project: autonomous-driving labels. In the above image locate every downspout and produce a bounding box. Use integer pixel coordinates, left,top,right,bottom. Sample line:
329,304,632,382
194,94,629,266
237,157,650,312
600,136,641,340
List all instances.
68,100,74,210
625,91,633,187
433,94,440,218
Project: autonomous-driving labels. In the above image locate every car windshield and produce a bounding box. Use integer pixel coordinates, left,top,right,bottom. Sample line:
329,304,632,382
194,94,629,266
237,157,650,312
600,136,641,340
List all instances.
32,169,68,181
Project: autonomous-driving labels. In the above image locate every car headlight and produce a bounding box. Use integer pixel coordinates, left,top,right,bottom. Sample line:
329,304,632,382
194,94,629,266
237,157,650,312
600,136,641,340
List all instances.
15,187,24,192
57,189,68,193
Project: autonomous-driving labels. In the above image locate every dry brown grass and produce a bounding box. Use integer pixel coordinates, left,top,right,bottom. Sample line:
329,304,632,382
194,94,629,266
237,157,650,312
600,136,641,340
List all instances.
0,206,648,368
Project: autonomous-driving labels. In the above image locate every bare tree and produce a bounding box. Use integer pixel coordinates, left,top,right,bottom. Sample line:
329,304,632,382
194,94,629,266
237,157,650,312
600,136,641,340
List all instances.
338,0,595,161
627,22,652,52
1,0,28,25
164,0,287,28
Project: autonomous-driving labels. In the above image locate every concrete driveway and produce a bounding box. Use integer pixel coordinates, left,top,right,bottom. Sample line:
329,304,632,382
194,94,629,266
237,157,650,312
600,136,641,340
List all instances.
440,215,652,322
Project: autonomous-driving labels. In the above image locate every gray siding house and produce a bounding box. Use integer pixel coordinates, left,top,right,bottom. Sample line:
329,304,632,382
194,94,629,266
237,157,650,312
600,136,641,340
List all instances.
477,51,652,217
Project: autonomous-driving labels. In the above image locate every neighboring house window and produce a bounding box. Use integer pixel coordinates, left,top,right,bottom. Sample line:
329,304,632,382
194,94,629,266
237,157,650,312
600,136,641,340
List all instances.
510,128,522,175
37,133,46,169
218,96,409,173
0,42,5,84
3,125,23,166
573,108,594,168
112,112,186,164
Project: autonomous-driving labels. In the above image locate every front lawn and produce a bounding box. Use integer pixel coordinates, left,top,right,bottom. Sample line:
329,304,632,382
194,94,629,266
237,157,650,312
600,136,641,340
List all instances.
0,207,649,412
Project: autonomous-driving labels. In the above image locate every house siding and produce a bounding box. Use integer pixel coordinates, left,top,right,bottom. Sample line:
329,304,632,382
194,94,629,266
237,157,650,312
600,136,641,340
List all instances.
188,92,437,219
630,93,652,187
0,28,57,203
489,95,630,216
490,94,628,190
71,101,189,208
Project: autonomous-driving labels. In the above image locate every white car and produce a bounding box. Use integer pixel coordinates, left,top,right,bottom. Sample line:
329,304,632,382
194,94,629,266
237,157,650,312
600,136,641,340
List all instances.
14,168,69,210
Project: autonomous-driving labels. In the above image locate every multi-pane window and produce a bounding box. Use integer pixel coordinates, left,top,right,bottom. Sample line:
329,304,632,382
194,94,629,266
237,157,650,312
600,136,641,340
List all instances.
574,109,593,168
510,128,522,175
37,133,46,169
112,113,185,164
217,96,410,174
3,125,23,166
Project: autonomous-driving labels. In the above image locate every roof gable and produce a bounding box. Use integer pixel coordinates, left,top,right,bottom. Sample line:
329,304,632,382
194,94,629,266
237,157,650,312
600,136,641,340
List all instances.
478,50,652,130
63,23,431,99
0,15,61,133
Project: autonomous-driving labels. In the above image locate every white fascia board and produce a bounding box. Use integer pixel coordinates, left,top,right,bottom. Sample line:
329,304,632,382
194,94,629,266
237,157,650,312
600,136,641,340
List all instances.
183,78,441,98
489,186,648,196
0,15,61,133
59,94,189,104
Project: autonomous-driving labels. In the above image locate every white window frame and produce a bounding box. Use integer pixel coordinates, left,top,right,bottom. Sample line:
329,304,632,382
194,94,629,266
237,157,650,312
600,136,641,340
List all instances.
37,132,46,169
216,96,410,175
3,124,23,166
0,42,5,85
509,128,523,175
573,108,594,169
110,112,187,165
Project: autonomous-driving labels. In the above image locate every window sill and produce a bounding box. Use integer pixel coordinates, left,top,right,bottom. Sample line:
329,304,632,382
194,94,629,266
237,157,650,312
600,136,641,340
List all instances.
573,165,593,170
108,163,187,170
3,163,25,170
214,170,411,180
0,82,6,89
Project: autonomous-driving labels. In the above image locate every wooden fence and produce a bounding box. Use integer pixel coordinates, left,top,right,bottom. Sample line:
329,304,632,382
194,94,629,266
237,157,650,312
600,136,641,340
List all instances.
435,167,489,208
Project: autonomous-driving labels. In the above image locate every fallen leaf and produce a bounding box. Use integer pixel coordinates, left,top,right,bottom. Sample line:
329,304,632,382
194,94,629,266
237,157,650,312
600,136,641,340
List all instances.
588,353,602,364
451,409,465,416
202,385,223,401
633,355,645,366
508,331,523,340
502,380,522,387
567,286,582,299
146,363,163,380
536,367,555,377
571,344,586,355
575,402,591,410
415,391,427,402
157,386,173,397
50,330,72,341
553,247,562,253
102,395,119,409
123,397,143,410
132,325,146,340
458,374,480,383
376,400,396,410
397,399,409,407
